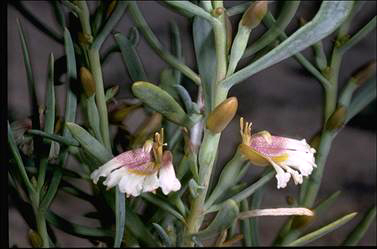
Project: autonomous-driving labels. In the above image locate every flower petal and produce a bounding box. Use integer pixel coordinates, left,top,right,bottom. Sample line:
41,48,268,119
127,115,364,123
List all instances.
103,167,128,190
159,151,181,195
143,172,159,192
267,158,291,189
118,172,145,197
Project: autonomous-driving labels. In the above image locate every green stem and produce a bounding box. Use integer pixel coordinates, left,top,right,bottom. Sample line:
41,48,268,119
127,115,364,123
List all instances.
36,210,49,248
184,130,221,245
88,48,111,150
128,2,201,85
212,16,227,82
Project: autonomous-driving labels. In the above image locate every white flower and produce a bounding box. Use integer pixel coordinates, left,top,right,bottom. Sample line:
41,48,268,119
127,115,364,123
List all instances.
90,129,181,197
239,118,317,189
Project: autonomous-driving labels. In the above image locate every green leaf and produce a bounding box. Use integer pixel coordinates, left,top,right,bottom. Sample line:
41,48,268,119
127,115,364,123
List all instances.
105,85,120,102
8,121,34,194
63,28,78,137
250,188,264,246
142,193,185,223
114,187,126,247
170,21,183,83
27,129,79,147
222,1,354,89
174,85,193,113
243,1,300,58
160,68,179,100
17,19,40,130
240,200,252,246
346,77,376,123
128,26,140,46
50,0,66,30
92,1,129,50
65,122,112,164
206,169,274,214
192,16,217,111
46,211,113,238
287,212,357,246
132,81,196,128
114,32,148,81
44,53,56,135
152,223,173,247
124,202,158,247
192,199,239,239
342,206,376,246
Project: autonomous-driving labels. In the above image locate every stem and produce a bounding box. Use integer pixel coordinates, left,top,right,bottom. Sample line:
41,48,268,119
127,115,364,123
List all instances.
36,210,49,248
212,17,227,82
128,2,201,85
88,48,111,150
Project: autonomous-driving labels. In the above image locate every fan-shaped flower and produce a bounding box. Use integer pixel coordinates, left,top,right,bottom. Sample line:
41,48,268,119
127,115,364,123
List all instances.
90,129,181,197
238,118,317,189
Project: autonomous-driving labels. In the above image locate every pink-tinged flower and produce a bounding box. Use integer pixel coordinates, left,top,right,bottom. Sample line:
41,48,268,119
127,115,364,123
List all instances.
238,118,317,189
90,129,181,197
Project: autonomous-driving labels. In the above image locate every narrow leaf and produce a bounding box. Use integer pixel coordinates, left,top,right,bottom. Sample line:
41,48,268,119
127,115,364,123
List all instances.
222,1,354,89
114,32,148,81
343,206,376,246
142,193,185,223
114,187,126,247
27,129,79,147
192,16,217,111
174,85,193,113
287,212,357,246
65,122,112,164
240,200,252,246
346,77,376,123
46,211,113,238
152,223,173,247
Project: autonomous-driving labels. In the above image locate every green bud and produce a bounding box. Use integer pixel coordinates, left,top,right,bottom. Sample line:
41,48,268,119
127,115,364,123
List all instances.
28,229,43,248
207,97,238,133
241,1,268,29
351,60,376,86
326,105,347,131
309,131,321,151
80,67,96,97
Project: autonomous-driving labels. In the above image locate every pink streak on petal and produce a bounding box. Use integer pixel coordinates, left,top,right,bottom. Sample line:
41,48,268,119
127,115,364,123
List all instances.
250,135,287,157
114,148,153,170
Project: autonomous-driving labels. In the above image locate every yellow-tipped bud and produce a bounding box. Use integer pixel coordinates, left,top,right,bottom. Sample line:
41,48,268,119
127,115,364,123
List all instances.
241,1,268,29
326,105,347,131
80,67,96,97
207,97,238,133
78,32,93,46
351,60,376,86
28,229,43,248
212,7,225,17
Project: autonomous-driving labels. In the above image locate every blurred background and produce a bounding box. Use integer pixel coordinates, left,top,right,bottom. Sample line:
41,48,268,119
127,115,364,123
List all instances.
8,1,376,247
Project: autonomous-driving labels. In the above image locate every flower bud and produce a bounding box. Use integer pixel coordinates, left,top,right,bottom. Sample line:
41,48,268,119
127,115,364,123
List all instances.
326,105,347,131
211,7,225,17
351,60,376,86
241,1,268,29
78,32,93,45
28,229,43,248
80,67,96,97
207,97,238,133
